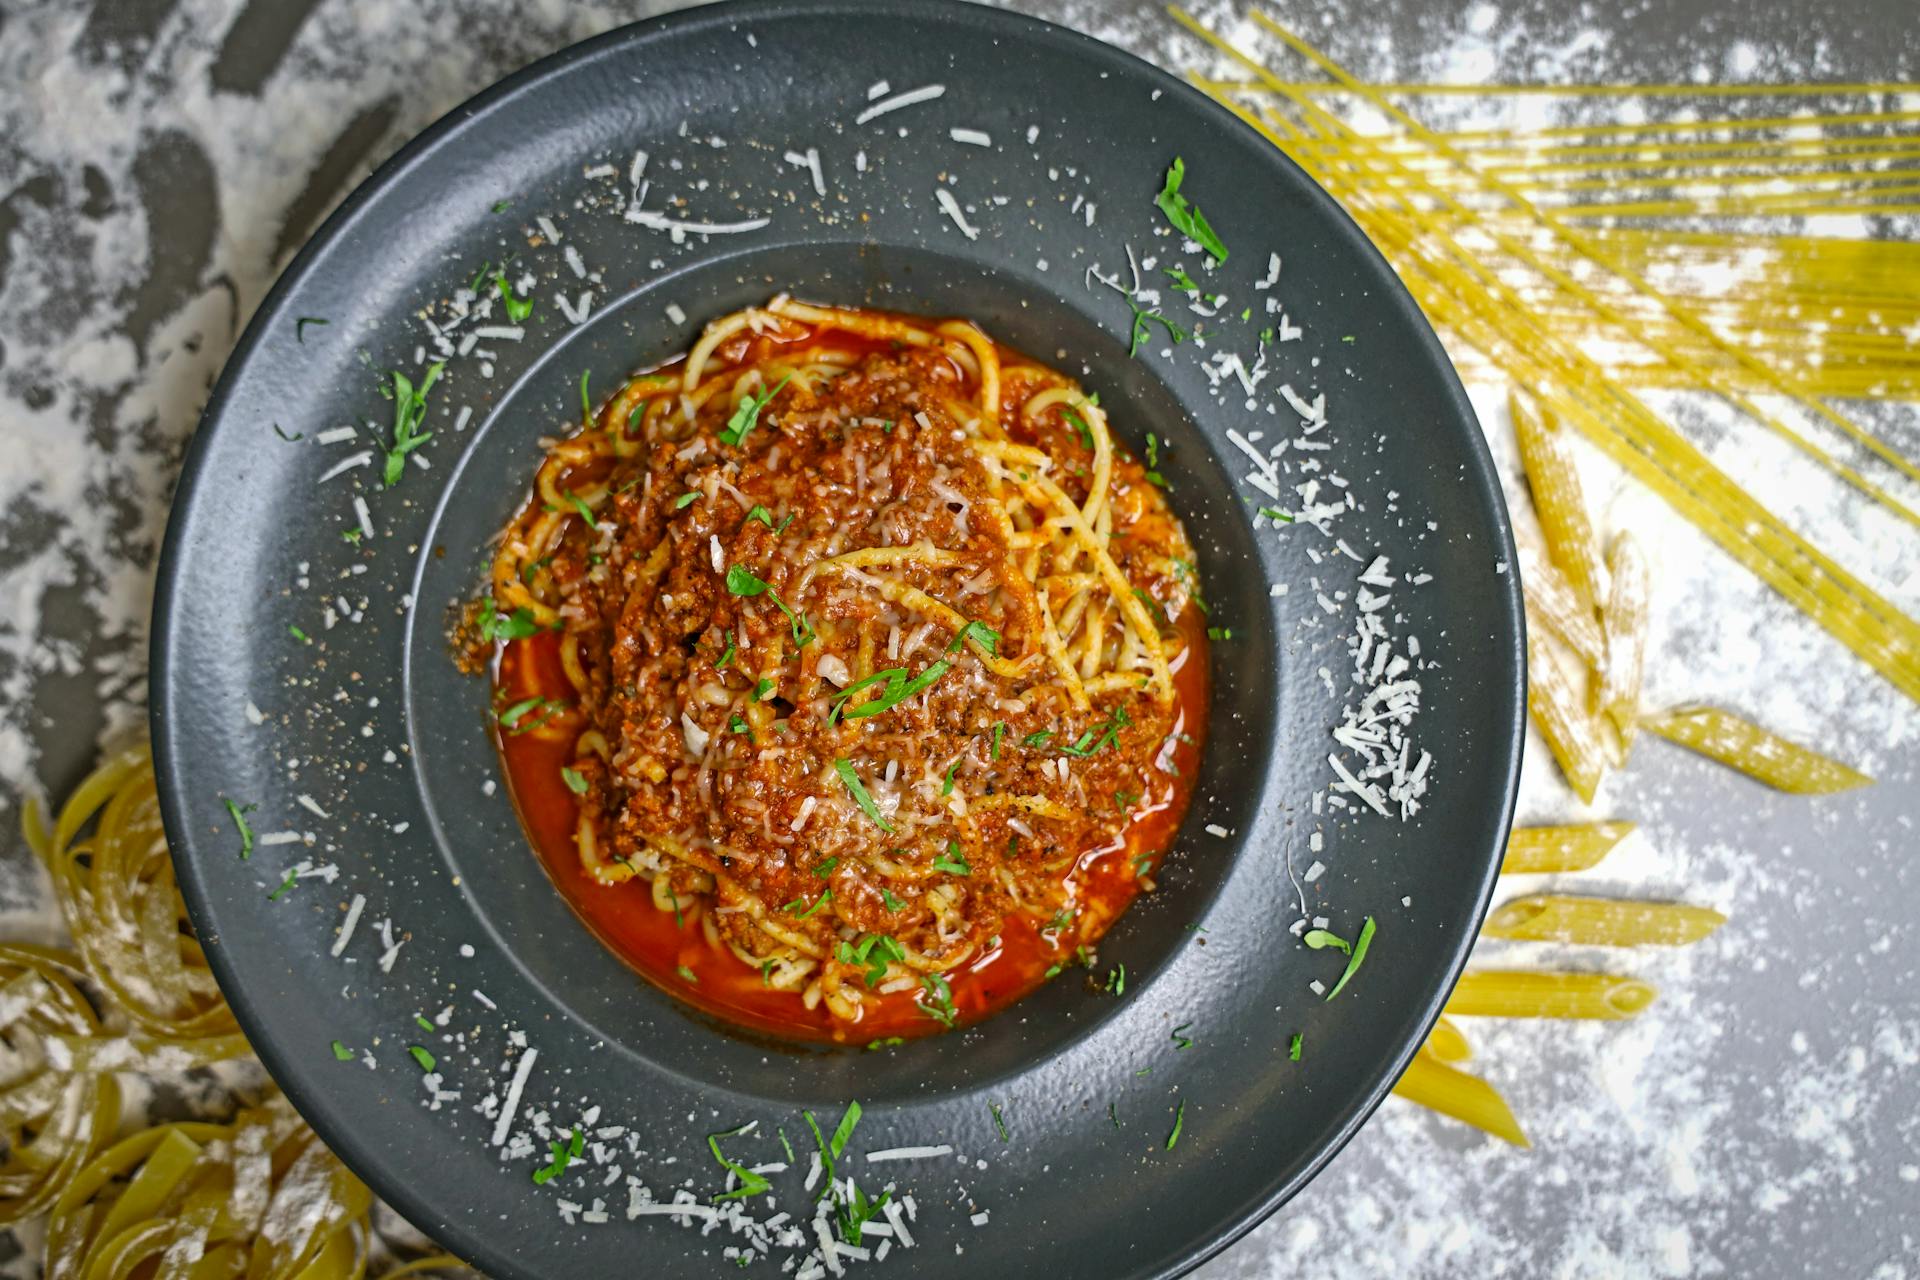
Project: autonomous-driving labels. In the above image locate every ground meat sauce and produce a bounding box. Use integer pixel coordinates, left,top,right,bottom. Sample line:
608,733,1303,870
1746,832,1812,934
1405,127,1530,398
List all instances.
482,302,1207,1042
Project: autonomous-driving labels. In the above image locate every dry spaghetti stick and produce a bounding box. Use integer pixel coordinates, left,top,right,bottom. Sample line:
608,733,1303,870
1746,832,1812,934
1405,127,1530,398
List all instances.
1640,705,1871,793
1447,970,1656,1020
1526,608,1614,802
1522,552,1604,667
1391,1055,1529,1148
1597,533,1650,742
1512,389,1605,609
1501,822,1634,874
1422,1015,1472,1063
1483,895,1726,946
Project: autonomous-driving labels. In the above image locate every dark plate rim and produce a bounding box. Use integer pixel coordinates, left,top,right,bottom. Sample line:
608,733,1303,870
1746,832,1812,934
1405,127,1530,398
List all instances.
151,2,1525,1275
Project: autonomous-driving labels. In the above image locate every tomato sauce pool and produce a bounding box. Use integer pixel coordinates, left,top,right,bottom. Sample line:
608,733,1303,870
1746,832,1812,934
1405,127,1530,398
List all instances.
493,617,1209,1045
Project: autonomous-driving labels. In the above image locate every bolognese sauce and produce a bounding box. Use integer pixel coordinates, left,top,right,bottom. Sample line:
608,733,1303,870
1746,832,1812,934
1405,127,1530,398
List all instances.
473,298,1208,1042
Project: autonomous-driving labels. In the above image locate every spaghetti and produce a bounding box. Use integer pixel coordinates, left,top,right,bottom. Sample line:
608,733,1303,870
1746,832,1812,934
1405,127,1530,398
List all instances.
479,298,1208,1040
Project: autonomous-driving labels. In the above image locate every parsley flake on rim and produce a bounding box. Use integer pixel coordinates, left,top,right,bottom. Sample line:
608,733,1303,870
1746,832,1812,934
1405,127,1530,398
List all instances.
382,363,442,486
294,316,329,343
1325,916,1376,1000
330,1040,353,1061
1302,928,1351,954
408,1045,436,1072
1165,1098,1187,1149
1155,157,1227,262
832,759,892,831
271,423,302,442
718,373,792,447
1289,1033,1304,1061
532,1128,583,1185
919,972,958,1027
493,268,533,324
267,869,298,901
223,798,256,860
707,1123,772,1202
989,1101,1009,1143
1257,505,1296,524
560,767,589,795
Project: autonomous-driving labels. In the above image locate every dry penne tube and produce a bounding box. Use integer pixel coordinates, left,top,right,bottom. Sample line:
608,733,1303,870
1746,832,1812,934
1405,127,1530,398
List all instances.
1640,705,1871,793
1483,894,1727,946
1501,821,1634,874
1522,552,1605,667
1512,390,1606,610
1392,1053,1529,1148
1446,970,1657,1020
1421,1015,1472,1063
1525,608,1617,803
1597,532,1650,744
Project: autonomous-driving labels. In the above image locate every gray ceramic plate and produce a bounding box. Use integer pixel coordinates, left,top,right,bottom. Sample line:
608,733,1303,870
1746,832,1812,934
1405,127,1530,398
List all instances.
152,2,1523,1276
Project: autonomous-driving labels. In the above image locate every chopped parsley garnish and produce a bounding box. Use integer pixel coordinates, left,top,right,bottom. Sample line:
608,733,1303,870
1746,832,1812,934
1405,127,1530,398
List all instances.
784,888,832,919
1128,304,1187,358
560,767,589,794
1256,505,1295,524
492,268,533,324
478,603,544,642
1143,432,1168,486
753,677,773,700
990,721,1005,759
1114,788,1140,812
761,959,775,986
1104,963,1128,995
867,1037,905,1051
707,1122,772,1202
1062,405,1095,451
832,759,892,831
837,1179,890,1247
931,841,971,876
1165,1099,1187,1149
718,373,792,448
941,757,961,795
919,972,958,1027
881,887,906,911
532,1127,583,1185
829,660,950,722
568,493,597,527
1207,627,1235,641
1155,157,1227,262
677,964,699,984
674,490,701,509
294,317,329,343
1171,1022,1193,1050
1302,928,1352,954
715,634,736,669
469,261,491,293
723,564,813,647
1132,851,1155,876
340,528,361,544
729,714,751,737
288,625,311,644
491,198,512,213
271,422,302,442
947,619,1001,655
331,1040,353,1061
1109,1102,1120,1128
989,1101,1009,1143
1045,907,1076,934
1060,704,1131,757
1022,730,1053,748
382,363,441,486
224,798,256,859
838,933,906,986
814,857,839,878
578,370,593,427
415,1015,434,1031
408,1045,436,1072
1325,916,1376,1000
267,869,298,901
496,696,544,729
744,504,796,534
1289,1033,1304,1061
1260,326,1275,344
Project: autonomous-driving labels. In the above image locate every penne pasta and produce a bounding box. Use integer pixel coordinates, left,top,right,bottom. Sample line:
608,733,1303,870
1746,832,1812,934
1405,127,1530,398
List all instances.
1421,1015,1472,1063
1525,607,1617,803
1597,533,1650,744
1640,705,1871,793
1501,821,1635,874
1446,970,1657,1020
1511,390,1606,610
1392,1054,1530,1148
1521,551,1605,668
1483,894,1727,946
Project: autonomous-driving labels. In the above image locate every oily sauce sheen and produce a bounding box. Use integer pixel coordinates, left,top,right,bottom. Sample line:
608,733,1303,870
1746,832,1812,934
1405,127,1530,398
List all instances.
483,300,1209,1043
